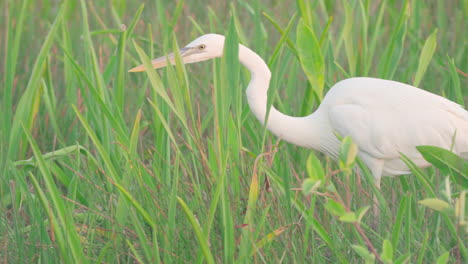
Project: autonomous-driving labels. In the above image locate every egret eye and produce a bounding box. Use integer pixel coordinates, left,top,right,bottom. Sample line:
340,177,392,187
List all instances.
198,44,206,50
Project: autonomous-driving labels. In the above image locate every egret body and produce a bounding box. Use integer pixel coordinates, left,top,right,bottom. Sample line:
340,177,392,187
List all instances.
130,34,468,187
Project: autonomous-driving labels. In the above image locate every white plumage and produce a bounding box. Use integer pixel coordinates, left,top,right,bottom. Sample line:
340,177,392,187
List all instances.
130,34,468,186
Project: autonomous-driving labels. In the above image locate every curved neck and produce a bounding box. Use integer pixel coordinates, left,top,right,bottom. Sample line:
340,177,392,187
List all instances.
239,44,322,148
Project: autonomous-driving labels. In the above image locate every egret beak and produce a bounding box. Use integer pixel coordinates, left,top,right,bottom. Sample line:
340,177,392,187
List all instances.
128,47,191,72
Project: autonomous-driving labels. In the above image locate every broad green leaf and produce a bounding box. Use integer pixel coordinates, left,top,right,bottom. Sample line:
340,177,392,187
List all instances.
296,19,325,100
306,153,325,181
339,136,358,171
413,29,438,87
302,178,321,196
339,212,357,223
417,145,468,188
381,239,393,264
324,198,346,217
436,251,450,264
419,198,451,212
356,206,370,223
352,245,375,264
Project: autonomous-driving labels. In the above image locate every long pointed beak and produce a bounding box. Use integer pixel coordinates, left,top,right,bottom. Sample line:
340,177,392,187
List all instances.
128,47,190,72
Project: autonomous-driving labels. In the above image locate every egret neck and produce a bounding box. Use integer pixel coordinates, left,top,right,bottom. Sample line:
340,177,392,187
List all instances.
239,44,331,152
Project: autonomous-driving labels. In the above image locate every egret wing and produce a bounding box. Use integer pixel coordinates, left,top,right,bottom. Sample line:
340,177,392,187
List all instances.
326,78,468,164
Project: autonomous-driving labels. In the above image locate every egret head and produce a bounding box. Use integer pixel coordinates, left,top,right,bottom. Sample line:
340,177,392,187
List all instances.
129,34,225,72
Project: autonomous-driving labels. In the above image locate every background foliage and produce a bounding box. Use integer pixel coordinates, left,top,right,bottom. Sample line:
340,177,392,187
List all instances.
1,0,467,263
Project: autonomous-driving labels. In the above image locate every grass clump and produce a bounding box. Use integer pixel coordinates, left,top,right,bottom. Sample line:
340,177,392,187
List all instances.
1,0,466,263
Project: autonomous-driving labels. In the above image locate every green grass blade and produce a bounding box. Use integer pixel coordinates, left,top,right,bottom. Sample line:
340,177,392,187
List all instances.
114,27,128,111
79,0,108,102
341,0,356,76
72,105,120,182
447,56,464,106
113,182,161,263
131,40,190,132
125,239,146,264
6,2,66,161
377,0,409,79
262,12,298,58
413,29,438,87
3,0,30,145
296,19,325,100
177,197,216,264
23,127,85,263
3,1,466,263
400,153,436,196
391,195,409,249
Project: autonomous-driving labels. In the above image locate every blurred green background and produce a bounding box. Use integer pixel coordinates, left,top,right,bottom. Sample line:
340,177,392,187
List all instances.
1,0,466,263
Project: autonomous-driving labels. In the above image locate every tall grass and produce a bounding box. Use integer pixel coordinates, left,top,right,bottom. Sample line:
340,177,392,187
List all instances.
1,0,466,263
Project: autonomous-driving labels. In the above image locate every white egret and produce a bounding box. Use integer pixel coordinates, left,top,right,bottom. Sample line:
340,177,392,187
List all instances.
129,34,468,188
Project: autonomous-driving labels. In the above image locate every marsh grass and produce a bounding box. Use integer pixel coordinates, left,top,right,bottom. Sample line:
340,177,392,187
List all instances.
1,0,467,263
